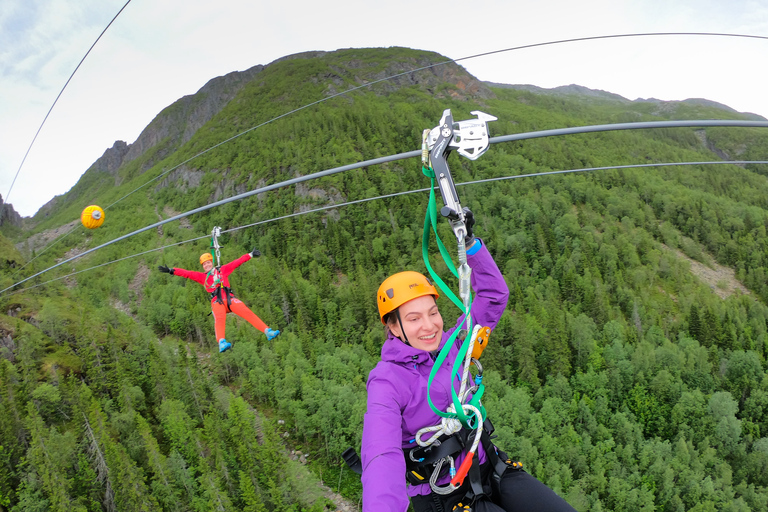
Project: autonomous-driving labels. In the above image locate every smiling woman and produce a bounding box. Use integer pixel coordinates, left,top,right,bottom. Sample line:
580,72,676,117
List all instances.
361,230,576,511
388,293,444,351
378,270,444,350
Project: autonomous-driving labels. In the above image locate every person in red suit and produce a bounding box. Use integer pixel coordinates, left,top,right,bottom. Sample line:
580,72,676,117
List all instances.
158,248,280,352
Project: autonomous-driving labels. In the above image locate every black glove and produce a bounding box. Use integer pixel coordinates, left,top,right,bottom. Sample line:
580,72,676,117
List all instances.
250,248,261,258
462,207,476,247
158,265,174,275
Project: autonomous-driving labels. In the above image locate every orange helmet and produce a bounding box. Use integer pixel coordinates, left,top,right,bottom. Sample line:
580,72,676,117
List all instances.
377,271,439,324
199,253,213,265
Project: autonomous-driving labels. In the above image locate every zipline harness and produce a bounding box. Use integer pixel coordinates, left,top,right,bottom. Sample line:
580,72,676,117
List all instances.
411,109,501,494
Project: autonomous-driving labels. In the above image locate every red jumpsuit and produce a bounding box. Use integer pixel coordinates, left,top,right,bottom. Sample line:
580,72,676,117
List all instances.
172,254,267,341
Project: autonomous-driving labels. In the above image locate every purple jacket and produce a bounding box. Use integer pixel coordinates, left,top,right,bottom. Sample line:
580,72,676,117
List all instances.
361,243,510,511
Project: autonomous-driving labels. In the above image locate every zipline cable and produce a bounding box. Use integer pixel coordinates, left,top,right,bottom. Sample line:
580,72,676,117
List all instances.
6,233,209,295
451,32,768,66
3,0,133,208
1,152,407,295
15,31,768,272
462,160,768,187
6,159,767,297
4,118,768,295
5,118,768,295
490,120,768,144
7,1,136,277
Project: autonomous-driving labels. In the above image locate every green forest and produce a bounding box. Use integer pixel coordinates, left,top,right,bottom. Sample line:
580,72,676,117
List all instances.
1,47,768,511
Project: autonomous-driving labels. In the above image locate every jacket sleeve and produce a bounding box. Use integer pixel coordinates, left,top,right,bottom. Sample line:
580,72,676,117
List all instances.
447,240,509,337
220,253,252,277
170,268,207,286
361,366,410,512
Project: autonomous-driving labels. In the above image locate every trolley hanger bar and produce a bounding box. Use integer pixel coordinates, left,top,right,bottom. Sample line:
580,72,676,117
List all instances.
426,109,497,243
211,226,223,268
3,119,768,295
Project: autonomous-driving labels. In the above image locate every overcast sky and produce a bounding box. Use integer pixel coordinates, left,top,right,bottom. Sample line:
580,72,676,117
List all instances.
2,0,767,217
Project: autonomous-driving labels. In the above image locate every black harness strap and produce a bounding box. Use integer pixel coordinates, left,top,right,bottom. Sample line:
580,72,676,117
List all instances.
408,434,465,467
404,417,520,506
405,429,469,485
210,286,235,309
464,452,487,502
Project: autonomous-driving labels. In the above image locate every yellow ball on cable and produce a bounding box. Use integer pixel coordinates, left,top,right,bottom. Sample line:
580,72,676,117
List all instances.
81,205,105,229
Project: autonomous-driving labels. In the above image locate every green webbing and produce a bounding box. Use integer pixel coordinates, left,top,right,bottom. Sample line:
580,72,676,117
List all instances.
420,167,463,310
421,167,486,428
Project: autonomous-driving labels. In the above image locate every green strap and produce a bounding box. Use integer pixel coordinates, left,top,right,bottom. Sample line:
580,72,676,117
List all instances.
421,167,486,428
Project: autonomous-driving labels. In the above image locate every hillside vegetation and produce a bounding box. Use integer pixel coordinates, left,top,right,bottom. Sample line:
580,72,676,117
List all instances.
1,47,768,511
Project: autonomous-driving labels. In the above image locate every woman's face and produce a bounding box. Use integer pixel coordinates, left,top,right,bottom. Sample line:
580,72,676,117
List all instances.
388,295,443,351
202,260,213,272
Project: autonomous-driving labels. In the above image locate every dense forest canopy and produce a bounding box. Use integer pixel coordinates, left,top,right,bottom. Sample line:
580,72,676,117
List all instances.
1,47,768,511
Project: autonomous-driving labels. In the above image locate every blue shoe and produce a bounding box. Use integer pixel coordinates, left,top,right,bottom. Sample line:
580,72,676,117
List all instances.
218,338,232,352
265,328,280,341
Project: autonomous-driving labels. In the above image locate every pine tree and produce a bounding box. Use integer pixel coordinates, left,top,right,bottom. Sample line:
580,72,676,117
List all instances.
24,402,75,512
689,304,702,342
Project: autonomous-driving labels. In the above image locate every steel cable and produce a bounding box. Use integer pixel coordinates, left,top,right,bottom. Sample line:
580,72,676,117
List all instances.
5,158,767,296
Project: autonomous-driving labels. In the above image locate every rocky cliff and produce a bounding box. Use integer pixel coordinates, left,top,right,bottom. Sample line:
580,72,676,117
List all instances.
0,194,22,228
88,64,266,181
32,64,265,220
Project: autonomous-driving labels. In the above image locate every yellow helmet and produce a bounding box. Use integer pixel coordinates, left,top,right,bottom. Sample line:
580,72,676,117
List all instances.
199,253,213,265
377,271,439,324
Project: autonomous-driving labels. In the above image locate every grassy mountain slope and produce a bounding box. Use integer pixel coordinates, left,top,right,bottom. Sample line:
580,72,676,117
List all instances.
2,47,768,511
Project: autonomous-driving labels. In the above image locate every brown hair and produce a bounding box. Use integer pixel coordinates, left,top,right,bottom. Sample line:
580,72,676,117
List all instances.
382,311,396,338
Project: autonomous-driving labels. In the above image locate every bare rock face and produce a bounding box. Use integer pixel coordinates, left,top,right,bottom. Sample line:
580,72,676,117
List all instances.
89,140,131,176
88,65,266,182
334,54,495,101
0,194,22,228
30,65,266,221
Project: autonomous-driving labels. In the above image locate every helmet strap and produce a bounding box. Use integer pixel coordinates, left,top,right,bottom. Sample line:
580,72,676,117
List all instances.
394,309,410,346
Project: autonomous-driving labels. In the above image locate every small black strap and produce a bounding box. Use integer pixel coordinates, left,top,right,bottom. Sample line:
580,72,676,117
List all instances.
406,434,465,469
479,428,510,478
464,450,486,502
209,287,236,308
210,288,224,304
342,448,362,476
431,491,445,512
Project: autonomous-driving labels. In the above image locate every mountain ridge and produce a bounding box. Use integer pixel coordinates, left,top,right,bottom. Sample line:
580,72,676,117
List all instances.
23,48,764,224
486,81,767,120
